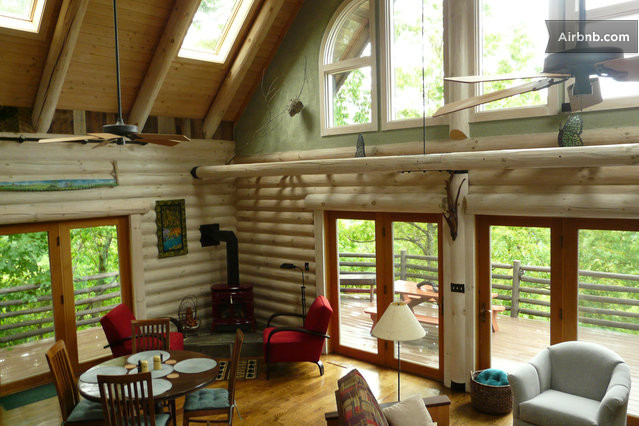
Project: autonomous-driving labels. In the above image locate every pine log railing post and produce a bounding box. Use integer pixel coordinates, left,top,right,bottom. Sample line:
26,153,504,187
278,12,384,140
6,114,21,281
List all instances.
511,260,521,318
400,250,407,280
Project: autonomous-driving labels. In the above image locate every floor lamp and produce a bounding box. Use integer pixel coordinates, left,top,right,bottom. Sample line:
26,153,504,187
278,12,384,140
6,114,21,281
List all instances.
279,263,307,317
371,301,426,401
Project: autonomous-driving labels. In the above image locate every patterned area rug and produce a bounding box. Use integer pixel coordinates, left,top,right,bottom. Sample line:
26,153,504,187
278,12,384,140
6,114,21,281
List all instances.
215,359,259,381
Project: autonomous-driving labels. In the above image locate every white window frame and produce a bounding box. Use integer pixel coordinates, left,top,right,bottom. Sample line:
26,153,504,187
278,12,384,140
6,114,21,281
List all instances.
380,0,448,130
564,0,639,112
469,0,562,123
0,0,46,33
179,0,256,64
319,0,378,137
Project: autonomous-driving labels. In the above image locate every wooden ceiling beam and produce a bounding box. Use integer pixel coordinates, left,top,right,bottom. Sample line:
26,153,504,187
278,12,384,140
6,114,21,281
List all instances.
191,143,639,179
202,0,286,139
32,0,89,133
128,0,201,130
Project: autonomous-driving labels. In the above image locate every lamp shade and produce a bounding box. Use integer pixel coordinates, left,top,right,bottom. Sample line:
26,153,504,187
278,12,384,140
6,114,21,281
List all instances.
371,301,426,342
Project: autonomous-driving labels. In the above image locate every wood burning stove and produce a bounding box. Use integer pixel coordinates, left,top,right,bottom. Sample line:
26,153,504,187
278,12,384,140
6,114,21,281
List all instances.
200,224,255,331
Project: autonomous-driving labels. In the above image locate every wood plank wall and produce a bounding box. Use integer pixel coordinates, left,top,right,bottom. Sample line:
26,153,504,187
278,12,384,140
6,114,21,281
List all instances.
0,139,235,327
233,171,448,324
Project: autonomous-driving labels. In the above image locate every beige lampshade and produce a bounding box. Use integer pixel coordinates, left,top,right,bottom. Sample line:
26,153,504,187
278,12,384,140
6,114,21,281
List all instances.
371,301,427,342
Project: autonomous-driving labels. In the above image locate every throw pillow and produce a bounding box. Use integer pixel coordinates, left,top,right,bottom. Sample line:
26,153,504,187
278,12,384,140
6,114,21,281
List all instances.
476,368,509,386
382,395,436,426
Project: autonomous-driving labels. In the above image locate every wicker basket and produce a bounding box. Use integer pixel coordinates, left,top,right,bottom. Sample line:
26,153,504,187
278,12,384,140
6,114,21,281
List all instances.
470,370,513,414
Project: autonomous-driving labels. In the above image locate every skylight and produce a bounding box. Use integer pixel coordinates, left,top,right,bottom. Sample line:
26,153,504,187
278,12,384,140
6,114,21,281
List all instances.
0,0,46,33
179,0,255,64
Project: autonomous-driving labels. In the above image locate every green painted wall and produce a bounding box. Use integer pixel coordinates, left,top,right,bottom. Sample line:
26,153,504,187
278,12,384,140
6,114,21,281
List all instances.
234,0,639,156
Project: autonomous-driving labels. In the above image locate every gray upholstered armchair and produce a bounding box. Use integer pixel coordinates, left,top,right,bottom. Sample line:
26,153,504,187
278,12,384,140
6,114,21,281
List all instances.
508,341,630,426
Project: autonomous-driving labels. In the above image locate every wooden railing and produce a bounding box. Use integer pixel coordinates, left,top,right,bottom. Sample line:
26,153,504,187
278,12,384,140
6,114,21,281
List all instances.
0,272,121,346
492,261,639,332
339,252,639,333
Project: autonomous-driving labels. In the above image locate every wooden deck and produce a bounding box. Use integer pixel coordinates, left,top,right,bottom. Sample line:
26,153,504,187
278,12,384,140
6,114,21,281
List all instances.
339,295,639,416
0,326,109,389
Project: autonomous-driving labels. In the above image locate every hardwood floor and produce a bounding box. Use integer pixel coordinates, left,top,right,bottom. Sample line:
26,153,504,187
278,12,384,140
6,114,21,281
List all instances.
1,353,512,426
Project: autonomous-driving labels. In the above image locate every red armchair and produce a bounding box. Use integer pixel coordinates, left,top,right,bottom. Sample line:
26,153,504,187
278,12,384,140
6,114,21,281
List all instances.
263,295,332,379
100,304,184,358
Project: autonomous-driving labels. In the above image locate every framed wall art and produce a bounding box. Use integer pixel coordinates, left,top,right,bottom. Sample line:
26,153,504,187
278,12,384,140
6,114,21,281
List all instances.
155,199,188,258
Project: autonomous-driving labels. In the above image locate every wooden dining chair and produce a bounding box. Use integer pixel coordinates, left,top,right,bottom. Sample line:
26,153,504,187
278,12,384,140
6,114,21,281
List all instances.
131,318,171,353
182,329,245,425
97,371,171,426
45,340,104,425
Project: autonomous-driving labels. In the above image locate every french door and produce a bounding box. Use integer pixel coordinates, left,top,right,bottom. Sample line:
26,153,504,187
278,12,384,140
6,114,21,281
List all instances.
477,216,639,420
326,211,443,379
0,217,132,395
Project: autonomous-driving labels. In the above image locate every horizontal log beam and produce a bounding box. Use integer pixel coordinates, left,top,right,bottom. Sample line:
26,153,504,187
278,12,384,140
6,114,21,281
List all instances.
193,143,639,179
304,193,444,212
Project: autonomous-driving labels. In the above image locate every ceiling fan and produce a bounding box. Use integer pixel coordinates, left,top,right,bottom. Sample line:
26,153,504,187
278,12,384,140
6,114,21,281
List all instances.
433,0,639,117
38,0,189,147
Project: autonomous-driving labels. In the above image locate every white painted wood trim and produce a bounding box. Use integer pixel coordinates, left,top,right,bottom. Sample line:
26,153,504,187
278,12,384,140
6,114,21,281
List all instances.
319,0,377,137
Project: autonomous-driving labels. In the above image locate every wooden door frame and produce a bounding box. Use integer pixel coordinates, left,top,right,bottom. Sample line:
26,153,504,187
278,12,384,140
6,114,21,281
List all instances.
326,211,444,379
0,216,133,395
475,215,564,369
58,216,133,373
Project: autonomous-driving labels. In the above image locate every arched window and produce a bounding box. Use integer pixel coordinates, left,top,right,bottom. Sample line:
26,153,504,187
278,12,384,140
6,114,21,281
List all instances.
319,0,377,136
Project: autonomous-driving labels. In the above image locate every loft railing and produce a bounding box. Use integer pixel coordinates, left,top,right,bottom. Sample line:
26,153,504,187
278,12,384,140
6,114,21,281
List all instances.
0,271,121,346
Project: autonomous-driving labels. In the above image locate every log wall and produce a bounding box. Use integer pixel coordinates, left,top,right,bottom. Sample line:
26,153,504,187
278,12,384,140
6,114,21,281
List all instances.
233,172,448,324
466,166,639,218
0,139,235,328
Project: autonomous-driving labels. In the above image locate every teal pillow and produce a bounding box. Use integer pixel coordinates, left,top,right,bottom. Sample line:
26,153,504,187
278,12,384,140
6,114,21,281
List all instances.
476,369,509,386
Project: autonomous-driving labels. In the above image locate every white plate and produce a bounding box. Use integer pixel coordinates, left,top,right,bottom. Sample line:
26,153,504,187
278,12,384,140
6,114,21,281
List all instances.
79,366,128,383
174,358,217,374
129,364,173,378
127,350,170,365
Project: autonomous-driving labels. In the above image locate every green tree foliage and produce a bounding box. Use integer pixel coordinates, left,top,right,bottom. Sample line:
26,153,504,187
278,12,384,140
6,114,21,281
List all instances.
333,68,372,127
184,0,237,51
0,226,122,348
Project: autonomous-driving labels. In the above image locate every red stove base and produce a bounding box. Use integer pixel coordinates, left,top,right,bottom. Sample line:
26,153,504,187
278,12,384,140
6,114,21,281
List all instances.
210,283,256,331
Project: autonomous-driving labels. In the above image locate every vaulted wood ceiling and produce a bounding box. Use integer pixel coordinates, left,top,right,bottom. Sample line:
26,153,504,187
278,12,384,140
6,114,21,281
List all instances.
0,0,303,136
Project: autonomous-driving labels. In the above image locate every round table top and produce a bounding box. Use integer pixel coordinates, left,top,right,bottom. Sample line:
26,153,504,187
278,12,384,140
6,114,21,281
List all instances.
78,349,219,403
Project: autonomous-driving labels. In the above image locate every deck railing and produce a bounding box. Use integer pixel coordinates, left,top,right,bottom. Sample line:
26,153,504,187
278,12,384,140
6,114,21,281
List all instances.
0,272,121,346
339,252,639,332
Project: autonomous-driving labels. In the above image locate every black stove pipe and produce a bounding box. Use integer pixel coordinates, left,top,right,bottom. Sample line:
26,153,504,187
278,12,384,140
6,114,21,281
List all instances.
200,224,239,288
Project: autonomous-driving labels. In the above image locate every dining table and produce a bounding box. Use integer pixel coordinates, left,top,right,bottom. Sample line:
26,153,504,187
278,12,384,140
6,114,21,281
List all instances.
78,349,219,426
394,280,438,309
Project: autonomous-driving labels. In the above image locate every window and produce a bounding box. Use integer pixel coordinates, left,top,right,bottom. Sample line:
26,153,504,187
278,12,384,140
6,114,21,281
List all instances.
381,0,445,129
472,0,560,121
179,0,255,63
565,0,639,111
319,0,377,136
0,0,46,33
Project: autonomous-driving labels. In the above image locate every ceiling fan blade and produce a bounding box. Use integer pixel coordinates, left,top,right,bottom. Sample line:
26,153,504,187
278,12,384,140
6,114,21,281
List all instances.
595,56,639,81
445,72,570,84
91,139,112,149
38,134,103,143
130,133,190,146
433,78,561,117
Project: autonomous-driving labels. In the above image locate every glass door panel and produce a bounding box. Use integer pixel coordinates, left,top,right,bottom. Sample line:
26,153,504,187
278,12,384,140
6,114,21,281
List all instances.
336,218,378,354
577,229,639,416
489,226,551,371
390,221,439,368
69,225,122,364
0,231,55,385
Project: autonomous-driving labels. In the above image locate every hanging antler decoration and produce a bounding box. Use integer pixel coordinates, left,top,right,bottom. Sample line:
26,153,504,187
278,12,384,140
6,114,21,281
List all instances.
443,173,466,241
